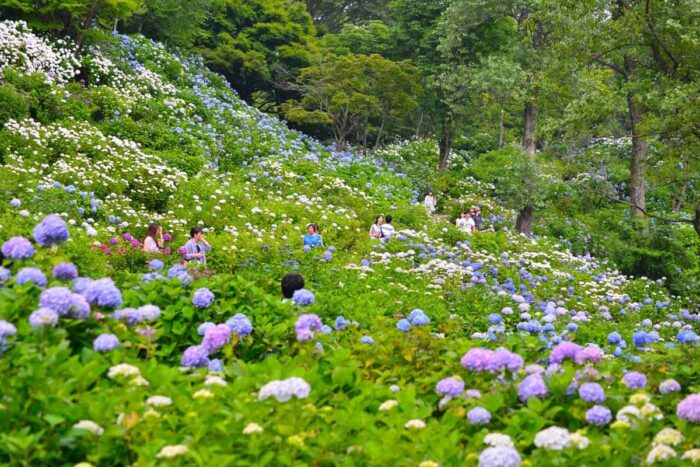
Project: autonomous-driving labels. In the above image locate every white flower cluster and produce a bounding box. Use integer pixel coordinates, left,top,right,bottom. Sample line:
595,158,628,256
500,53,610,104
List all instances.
533,426,589,451
258,377,311,402
0,20,79,84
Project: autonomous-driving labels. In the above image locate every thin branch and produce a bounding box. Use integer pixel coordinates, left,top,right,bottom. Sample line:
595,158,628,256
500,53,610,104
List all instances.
604,194,693,224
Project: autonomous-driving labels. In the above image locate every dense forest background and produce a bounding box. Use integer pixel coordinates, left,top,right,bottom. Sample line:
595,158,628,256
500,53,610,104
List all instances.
1,0,699,296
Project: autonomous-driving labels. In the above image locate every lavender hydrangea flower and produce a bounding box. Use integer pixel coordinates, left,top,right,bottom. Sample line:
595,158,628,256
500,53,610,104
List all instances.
0,320,17,338
579,382,606,403
677,394,700,423
16,267,47,287
574,346,603,365
9,198,20,207
335,316,349,331
33,214,69,246
93,333,120,352
208,359,224,372
148,259,164,271
478,447,521,467
461,348,523,373
360,335,374,344
518,373,548,402
52,263,78,280
621,371,647,389
295,314,323,341
83,278,122,308
461,348,494,371
181,345,210,368
659,379,681,394
198,322,216,336
467,407,492,425
226,313,253,336
72,277,93,293
39,287,74,316
29,308,59,328
436,377,464,398
192,288,215,309
292,288,315,306
202,324,231,353
1,236,35,259
0,267,10,282
585,405,612,425
550,341,582,363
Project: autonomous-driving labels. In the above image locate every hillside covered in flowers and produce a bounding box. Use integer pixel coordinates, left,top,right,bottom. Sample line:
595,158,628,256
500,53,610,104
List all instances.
1,20,700,466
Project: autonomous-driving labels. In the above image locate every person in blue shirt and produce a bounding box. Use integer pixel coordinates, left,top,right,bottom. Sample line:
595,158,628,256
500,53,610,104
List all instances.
303,223,323,247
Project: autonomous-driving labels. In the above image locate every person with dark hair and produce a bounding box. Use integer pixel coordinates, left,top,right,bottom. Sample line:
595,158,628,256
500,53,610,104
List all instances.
281,273,305,299
383,214,395,239
143,223,163,253
303,223,323,247
369,215,384,239
183,227,212,264
471,206,484,231
424,191,437,214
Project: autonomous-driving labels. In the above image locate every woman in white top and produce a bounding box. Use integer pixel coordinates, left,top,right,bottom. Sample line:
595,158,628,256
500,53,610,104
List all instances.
456,211,476,234
143,223,164,253
424,191,437,214
369,216,384,239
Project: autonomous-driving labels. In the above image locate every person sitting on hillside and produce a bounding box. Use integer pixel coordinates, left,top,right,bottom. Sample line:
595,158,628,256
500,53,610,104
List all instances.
183,227,212,264
424,191,437,214
456,211,476,234
369,215,384,239
382,214,396,240
143,223,163,253
281,273,305,299
471,206,484,231
303,223,323,247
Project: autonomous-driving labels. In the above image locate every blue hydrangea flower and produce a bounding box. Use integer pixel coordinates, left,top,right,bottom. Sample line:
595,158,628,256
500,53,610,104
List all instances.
621,371,647,389
72,277,93,293
292,288,315,306
578,382,606,403
16,267,47,287
40,287,74,316
52,263,78,280
70,294,91,319
29,308,59,328
488,313,503,324
208,358,224,372
226,313,253,336
33,214,70,247
148,259,164,271
334,316,349,331
1,236,35,260
198,322,216,336
408,309,429,326
518,373,547,402
607,331,622,345
360,335,374,344
467,407,491,425
83,278,122,308
396,319,412,332
93,333,120,352
181,345,210,368
192,288,215,309
677,330,699,344
0,267,11,282
585,405,612,425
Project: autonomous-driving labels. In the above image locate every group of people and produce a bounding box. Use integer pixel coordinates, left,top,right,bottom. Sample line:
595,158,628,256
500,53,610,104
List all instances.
456,206,484,234
142,223,212,265
369,215,395,240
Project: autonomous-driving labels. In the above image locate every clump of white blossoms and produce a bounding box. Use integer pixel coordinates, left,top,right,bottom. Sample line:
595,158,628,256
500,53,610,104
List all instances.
258,377,311,402
534,426,571,451
72,420,104,436
156,445,189,459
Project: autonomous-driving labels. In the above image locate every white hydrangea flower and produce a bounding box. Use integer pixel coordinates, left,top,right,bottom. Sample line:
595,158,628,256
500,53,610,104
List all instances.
243,422,264,434
378,400,399,411
107,364,140,379
72,420,104,436
156,445,189,459
534,426,571,450
646,445,676,464
653,428,683,447
484,433,515,448
193,389,214,399
146,396,172,407
258,377,310,402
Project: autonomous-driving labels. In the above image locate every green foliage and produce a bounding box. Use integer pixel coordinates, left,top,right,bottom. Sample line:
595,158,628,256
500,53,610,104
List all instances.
0,83,29,125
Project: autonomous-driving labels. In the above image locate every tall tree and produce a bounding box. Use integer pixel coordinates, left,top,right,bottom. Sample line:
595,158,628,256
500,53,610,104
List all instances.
125,0,215,47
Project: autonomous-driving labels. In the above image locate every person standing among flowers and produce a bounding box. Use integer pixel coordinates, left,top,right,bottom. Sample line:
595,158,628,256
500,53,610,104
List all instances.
369,216,384,239
424,191,437,214
456,211,476,234
303,223,323,247
143,223,163,253
382,215,396,240
471,206,484,231
183,227,212,264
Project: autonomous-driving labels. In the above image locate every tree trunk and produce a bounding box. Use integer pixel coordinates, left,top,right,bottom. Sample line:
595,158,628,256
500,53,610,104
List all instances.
437,112,453,171
373,112,387,150
625,57,646,220
694,204,700,238
75,0,100,51
523,101,537,157
498,108,505,148
515,205,534,235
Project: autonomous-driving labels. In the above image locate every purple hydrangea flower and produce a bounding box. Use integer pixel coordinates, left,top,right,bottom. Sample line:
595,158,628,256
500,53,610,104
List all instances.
16,267,47,287
335,316,349,331
0,320,17,338
487,349,524,372
52,263,78,280
148,259,164,271
225,313,253,336
295,313,323,342
39,287,74,316
93,333,120,352
202,324,231,353
436,377,464,398
585,405,612,425
659,379,681,394
467,407,491,425
33,214,69,246
28,308,59,328
574,346,603,365
550,341,582,363
478,447,521,467
579,382,606,403
181,344,210,368
621,371,647,389
198,322,216,336
292,288,315,306
518,373,547,402
72,277,93,293
461,348,494,371
208,358,224,372
1,236,35,259
677,394,700,423
83,278,122,308
0,267,10,282
192,288,215,309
